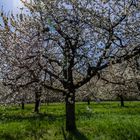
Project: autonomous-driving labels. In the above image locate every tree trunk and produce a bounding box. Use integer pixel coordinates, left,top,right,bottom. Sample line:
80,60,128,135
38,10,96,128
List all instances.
87,98,90,105
34,93,40,113
120,95,124,107
21,101,24,110
136,82,140,94
65,90,76,131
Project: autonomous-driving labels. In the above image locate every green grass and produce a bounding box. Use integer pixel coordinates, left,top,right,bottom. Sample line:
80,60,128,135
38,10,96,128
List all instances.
0,101,140,140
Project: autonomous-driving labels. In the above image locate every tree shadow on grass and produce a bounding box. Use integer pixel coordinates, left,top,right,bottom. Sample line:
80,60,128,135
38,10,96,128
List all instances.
0,132,25,140
0,113,65,139
62,128,88,140
0,134,15,140
0,112,65,124
67,129,88,140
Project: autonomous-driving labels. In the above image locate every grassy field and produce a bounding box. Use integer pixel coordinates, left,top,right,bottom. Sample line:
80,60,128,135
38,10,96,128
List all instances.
0,101,140,140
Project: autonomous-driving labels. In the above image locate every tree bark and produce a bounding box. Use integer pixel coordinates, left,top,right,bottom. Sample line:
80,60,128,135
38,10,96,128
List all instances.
21,100,24,110
34,93,40,113
87,97,90,105
88,100,90,105
119,95,124,107
65,90,76,131
136,82,140,94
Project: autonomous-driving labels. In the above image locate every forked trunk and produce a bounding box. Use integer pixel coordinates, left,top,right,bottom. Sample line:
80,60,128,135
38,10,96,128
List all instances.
65,90,76,131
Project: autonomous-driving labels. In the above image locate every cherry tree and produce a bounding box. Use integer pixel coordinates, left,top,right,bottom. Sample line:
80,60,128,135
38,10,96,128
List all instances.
0,0,140,131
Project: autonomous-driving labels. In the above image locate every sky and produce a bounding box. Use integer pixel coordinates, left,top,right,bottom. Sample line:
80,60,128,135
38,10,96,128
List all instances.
0,0,27,26
0,0,24,14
